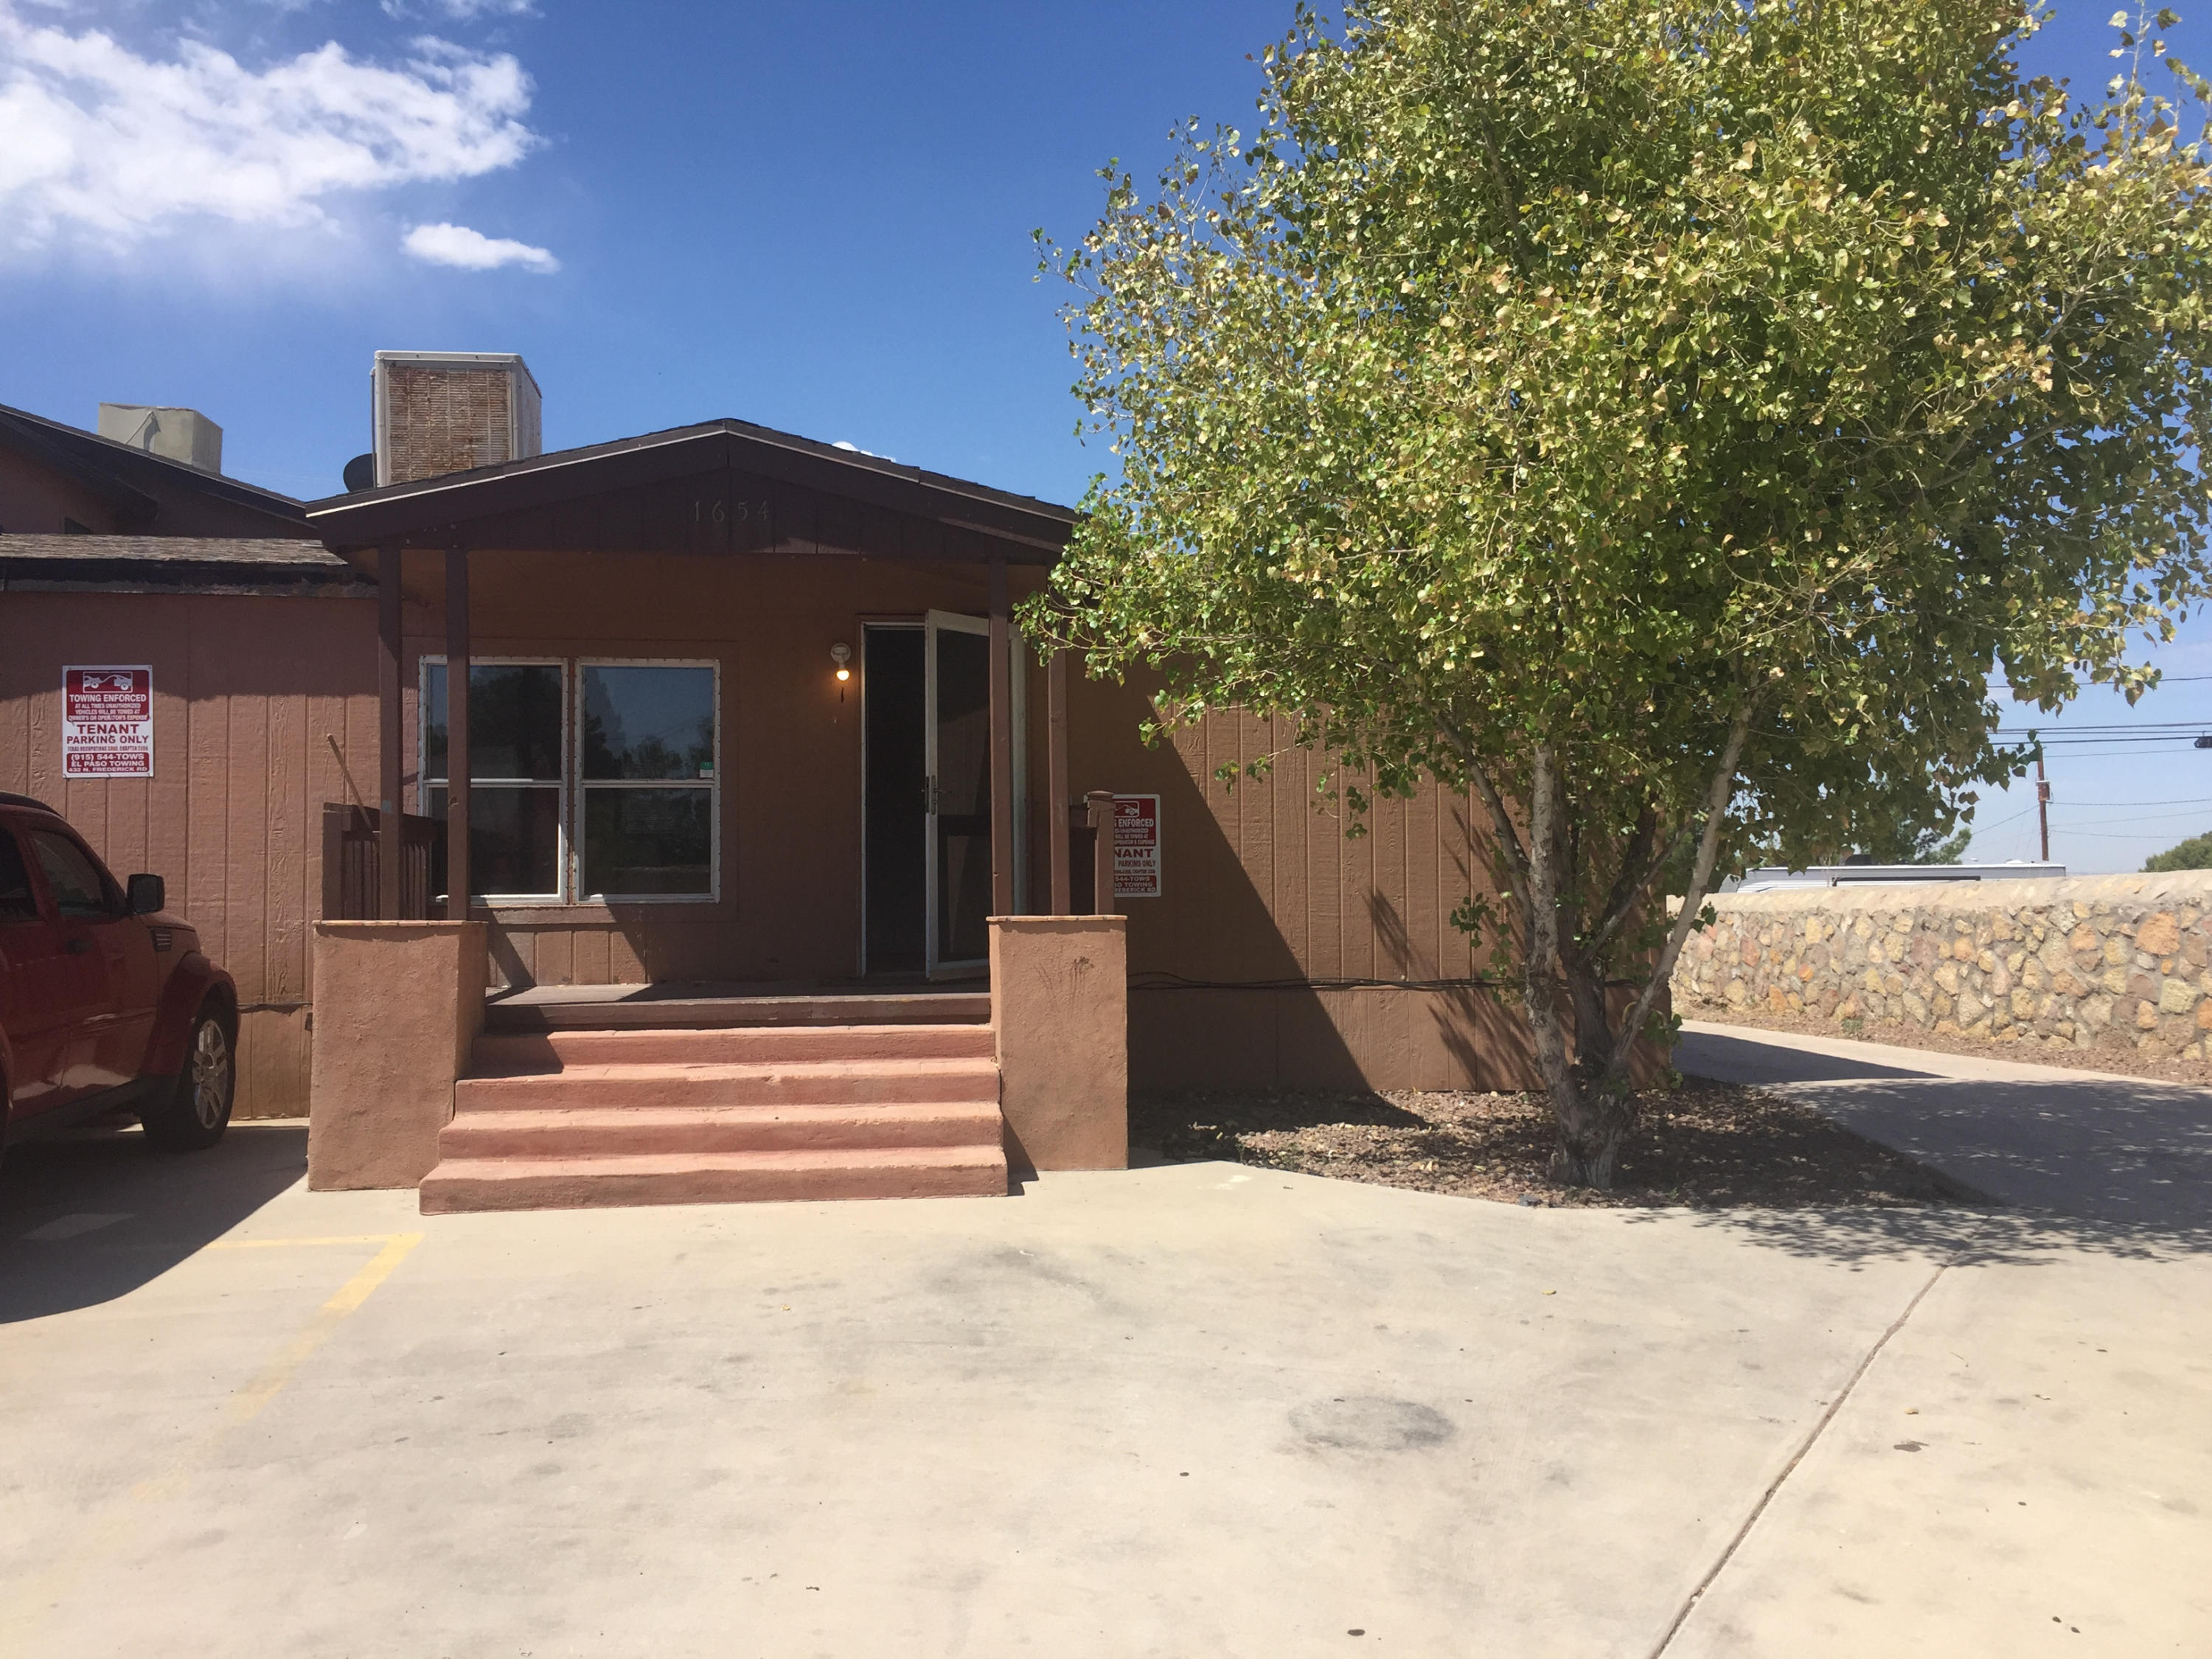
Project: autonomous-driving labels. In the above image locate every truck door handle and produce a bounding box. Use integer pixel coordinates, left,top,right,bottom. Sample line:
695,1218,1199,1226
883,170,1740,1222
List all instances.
64,937,93,955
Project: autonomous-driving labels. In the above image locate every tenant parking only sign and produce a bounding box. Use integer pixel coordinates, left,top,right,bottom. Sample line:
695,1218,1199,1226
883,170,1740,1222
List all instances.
63,666,154,778
1112,793,1161,899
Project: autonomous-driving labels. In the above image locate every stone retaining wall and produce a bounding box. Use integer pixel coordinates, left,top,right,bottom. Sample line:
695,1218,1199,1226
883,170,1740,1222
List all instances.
1671,872,2212,1061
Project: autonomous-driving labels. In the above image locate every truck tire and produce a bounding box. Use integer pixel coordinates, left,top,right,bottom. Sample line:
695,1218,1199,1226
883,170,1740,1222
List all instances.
140,1004,234,1152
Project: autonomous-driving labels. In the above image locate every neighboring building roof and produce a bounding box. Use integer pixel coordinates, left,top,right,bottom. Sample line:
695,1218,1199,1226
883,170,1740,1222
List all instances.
0,533,372,597
305,416,1078,565
1728,861,2067,893
0,401,306,538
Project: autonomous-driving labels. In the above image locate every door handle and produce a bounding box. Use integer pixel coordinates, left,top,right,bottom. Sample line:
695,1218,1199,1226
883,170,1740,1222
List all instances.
64,936,93,955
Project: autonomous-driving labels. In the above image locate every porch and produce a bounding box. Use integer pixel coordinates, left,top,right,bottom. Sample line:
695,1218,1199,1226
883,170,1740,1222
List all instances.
299,418,1130,1211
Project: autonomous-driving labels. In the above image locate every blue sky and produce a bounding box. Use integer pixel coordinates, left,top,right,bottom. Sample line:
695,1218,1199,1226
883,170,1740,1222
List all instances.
3,1,2211,872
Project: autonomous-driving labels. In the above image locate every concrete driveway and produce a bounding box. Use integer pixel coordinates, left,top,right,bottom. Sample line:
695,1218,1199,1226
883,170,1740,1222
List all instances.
1676,1020,2212,1227
1,1100,2205,1658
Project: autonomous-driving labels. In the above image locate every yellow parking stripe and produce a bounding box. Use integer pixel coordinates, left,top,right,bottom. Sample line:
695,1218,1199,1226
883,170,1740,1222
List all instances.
0,1230,425,1652
226,1234,422,1423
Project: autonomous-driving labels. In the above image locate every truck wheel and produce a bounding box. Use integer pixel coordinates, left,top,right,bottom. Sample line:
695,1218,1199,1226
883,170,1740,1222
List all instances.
141,1005,234,1152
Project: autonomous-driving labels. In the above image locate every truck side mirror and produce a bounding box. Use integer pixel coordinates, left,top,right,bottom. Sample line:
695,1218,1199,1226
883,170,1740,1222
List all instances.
127,873,165,915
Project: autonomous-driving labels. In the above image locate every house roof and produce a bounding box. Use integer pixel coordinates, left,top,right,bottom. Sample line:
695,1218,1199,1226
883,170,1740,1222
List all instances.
0,533,371,597
304,417,1078,566
0,402,306,536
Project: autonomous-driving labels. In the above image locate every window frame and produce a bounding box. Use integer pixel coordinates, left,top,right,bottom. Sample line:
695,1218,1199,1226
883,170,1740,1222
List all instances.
572,657,721,905
418,655,570,906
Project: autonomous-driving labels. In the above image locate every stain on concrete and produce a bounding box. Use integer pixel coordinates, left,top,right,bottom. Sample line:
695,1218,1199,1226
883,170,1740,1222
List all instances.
1290,1397,1455,1453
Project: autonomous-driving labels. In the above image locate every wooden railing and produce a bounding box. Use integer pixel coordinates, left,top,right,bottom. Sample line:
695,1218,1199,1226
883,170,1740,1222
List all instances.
320,804,439,920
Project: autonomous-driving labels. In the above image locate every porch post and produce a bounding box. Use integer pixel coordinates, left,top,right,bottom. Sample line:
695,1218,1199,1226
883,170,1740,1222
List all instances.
1048,648,1071,914
376,542,403,919
988,552,1015,917
444,544,470,920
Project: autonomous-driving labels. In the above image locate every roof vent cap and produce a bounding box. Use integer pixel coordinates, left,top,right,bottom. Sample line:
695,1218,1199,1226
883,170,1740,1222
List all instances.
97,403,223,474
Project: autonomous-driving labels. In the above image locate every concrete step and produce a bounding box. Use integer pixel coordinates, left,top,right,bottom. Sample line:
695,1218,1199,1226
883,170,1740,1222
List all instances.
483,990,991,1033
455,1057,1001,1111
438,1101,1005,1159
473,1022,996,1074
419,1144,1009,1214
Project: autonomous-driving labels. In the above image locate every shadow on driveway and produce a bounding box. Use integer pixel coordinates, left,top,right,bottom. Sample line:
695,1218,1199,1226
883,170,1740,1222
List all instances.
1674,1026,1939,1084
0,1120,307,1324
1671,1027,2212,1266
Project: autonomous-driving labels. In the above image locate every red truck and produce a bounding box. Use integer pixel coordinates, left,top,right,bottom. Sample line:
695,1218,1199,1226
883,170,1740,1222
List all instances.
0,793,237,1159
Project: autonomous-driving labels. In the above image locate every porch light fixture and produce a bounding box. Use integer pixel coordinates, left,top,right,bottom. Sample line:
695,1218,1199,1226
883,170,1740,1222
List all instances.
830,642,852,683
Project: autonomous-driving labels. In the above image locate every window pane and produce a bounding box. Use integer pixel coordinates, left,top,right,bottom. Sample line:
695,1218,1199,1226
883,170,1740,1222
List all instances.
0,830,41,922
583,789,712,896
29,832,114,918
428,785,562,897
425,664,563,782
582,666,715,781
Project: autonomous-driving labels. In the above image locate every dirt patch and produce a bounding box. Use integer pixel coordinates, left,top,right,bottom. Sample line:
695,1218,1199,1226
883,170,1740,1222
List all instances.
1131,1081,1978,1210
1686,1004,2212,1087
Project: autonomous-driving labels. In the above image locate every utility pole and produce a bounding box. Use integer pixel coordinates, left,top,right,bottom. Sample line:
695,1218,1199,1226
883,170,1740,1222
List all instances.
2036,754,2051,863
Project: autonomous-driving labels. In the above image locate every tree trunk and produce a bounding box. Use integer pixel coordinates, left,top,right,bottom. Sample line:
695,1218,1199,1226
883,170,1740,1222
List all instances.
1525,967,1637,1191
1545,1071,1632,1189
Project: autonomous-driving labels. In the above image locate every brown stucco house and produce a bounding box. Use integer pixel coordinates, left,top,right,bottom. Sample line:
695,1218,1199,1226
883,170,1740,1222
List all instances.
2,354,1551,1212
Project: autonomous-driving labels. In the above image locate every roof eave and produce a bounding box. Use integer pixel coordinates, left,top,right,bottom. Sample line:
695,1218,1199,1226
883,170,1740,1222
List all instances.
303,420,1076,555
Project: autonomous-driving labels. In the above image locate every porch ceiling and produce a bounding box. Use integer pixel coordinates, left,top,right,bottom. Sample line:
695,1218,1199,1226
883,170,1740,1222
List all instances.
303,420,1076,567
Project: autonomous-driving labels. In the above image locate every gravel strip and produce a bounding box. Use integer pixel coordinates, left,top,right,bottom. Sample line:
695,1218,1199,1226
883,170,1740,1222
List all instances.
1132,1080,1980,1210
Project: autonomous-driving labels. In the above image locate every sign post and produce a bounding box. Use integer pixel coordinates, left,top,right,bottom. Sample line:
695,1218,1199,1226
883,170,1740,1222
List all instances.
1111,793,1161,900
62,666,154,778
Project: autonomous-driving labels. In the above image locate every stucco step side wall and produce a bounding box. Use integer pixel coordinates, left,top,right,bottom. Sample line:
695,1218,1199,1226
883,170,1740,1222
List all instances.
418,1144,1009,1214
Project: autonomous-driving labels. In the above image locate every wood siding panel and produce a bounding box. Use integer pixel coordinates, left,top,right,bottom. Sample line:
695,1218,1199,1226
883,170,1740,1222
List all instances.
0,592,377,1118
225,679,271,1002
265,630,307,1004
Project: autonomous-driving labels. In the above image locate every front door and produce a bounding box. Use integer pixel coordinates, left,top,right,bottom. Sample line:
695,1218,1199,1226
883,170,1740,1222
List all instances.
924,611,993,977
860,614,1020,978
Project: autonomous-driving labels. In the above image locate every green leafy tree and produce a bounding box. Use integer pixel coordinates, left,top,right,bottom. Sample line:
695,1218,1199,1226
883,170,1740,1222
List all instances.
2146,829,2212,870
1029,0,2212,1186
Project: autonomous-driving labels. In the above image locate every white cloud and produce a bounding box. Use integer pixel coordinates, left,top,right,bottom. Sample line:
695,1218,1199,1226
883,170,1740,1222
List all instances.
0,8,540,259
403,218,554,271
382,0,537,19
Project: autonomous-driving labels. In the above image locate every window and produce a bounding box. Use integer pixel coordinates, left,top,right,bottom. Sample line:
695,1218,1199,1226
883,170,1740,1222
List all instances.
579,664,717,898
0,830,41,922
28,831,116,919
422,661,566,900
420,657,718,903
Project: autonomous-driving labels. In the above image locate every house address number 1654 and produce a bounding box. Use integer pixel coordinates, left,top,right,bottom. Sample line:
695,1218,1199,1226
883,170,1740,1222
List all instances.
695,498,772,526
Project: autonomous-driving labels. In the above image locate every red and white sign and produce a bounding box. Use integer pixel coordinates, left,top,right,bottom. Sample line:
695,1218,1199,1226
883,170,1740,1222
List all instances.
1112,793,1161,900
62,666,154,778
